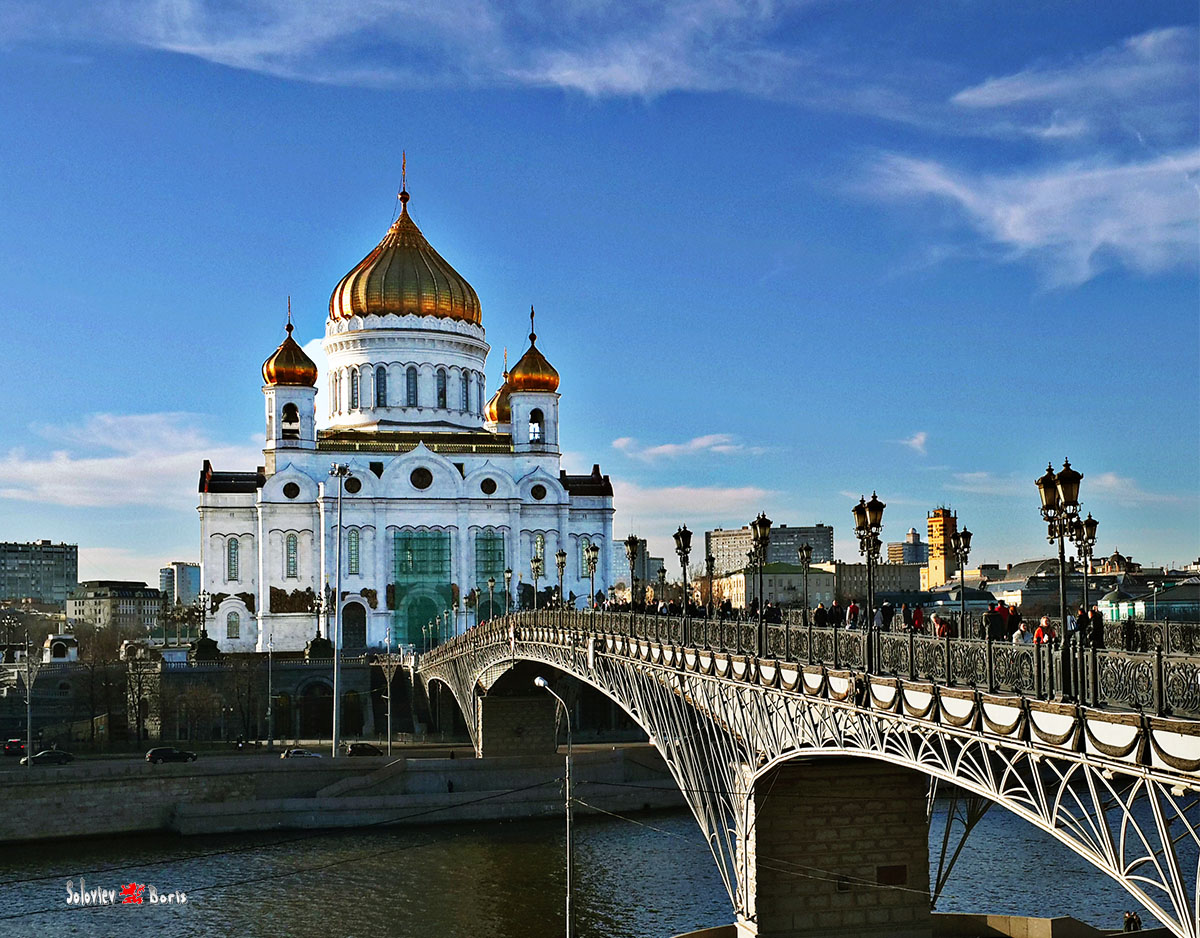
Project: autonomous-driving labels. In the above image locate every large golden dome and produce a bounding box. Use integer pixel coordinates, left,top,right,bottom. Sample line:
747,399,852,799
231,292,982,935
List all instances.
328,191,481,324
508,308,559,392
263,321,318,387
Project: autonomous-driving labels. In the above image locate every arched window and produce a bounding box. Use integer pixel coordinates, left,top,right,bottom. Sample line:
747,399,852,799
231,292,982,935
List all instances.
460,372,469,411
281,402,300,440
286,533,298,578
529,408,544,443
226,538,239,581
534,533,545,560
579,536,592,573
436,369,447,408
477,379,484,415
226,611,240,640
406,366,418,406
350,370,360,410
375,366,387,407
348,529,360,576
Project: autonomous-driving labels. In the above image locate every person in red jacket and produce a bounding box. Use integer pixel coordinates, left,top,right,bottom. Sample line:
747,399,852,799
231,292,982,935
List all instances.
1033,616,1056,644
912,604,925,632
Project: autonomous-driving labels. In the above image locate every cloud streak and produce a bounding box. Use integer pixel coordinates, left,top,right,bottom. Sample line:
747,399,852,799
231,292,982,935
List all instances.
613,434,764,462
898,431,927,455
0,413,259,508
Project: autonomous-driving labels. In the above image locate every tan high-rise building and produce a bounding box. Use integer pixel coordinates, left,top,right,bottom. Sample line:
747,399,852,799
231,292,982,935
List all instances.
920,507,958,589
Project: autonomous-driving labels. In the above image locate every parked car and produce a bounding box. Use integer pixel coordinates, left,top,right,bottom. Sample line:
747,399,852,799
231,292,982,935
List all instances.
280,748,322,759
20,749,74,766
345,742,383,757
145,747,197,764
4,739,24,757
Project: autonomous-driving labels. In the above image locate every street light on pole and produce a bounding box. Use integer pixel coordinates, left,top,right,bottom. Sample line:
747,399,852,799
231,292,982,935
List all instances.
487,576,496,626
1036,459,1083,700
329,462,352,758
534,675,573,938
950,527,972,636
750,512,772,656
504,568,513,615
624,534,640,610
555,549,568,626
266,630,275,752
673,525,692,646
852,493,885,672
584,542,599,611
531,555,545,613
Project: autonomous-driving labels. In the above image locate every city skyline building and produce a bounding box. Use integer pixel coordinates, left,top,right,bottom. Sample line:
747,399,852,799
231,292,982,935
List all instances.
158,561,201,607
888,528,930,565
921,508,959,590
67,580,162,632
197,187,616,654
0,540,79,608
705,524,834,576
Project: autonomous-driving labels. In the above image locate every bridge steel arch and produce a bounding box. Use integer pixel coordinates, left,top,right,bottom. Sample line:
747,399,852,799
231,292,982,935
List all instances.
417,613,1200,937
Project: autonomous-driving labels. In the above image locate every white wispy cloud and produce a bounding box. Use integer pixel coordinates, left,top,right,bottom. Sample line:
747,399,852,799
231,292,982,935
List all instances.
0,413,259,508
1088,471,1186,507
612,433,765,461
868,148,1200,286
1,0,819,98
945,471,1028,498
897,431,927,455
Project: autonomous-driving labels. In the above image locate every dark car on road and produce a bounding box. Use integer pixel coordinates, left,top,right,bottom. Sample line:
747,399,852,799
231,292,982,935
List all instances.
20,749,74,766
146,747,197,764
4,739,24,757
345,742,383,757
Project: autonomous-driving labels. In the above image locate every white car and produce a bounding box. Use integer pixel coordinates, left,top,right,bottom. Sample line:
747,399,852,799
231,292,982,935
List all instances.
280,748,323,759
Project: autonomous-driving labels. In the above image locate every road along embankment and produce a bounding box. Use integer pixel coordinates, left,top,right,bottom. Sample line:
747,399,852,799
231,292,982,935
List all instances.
0,745,682,843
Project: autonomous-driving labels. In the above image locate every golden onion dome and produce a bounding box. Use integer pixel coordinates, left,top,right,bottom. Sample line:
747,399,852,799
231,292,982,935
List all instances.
328,190,481,324
485,349,512,423
508,307,559,392
262,320,318,387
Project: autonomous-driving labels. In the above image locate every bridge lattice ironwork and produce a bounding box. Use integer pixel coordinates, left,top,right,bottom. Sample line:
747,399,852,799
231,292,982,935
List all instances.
417,611,1200,937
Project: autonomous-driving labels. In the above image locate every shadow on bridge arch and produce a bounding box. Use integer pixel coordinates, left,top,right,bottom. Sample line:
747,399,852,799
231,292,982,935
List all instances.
417,618,1200,938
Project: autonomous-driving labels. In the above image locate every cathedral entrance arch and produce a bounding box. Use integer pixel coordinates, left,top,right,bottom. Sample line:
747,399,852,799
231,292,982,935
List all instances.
342,602,367,650
299,681,333,739
400,591,443,649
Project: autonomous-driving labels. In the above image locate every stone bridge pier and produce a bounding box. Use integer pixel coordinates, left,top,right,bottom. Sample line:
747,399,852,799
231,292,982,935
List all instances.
737,758,931,938
476,694,560,757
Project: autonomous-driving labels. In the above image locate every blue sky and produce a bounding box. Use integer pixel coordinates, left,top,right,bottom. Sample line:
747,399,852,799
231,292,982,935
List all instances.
0,0,1196,583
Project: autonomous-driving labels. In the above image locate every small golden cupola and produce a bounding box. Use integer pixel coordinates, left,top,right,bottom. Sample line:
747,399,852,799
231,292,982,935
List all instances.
507,307,559,392
485,348,512,424
328,186,481,324
262,315,318,387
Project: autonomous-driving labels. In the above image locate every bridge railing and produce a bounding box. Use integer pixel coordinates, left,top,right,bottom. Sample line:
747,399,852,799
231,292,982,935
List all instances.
421,607,1200,720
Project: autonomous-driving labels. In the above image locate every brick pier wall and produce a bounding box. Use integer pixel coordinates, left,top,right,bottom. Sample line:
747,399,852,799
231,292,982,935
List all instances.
476,695,559,757
742,757,932,938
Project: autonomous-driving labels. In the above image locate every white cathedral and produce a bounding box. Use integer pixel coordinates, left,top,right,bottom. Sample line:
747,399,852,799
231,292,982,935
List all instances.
197,187,615,654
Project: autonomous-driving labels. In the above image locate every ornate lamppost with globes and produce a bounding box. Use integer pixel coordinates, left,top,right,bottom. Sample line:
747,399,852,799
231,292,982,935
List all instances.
624,534,640,611
750,512,772,656
656,565,667,609
328,462,353,758
487,576,496,626
1035,459,1084,701
555,549,568,627
797,542,813,659
531,554,545,614
950,526,973,636
504,568,513,615
584,542,600,611
852,492,885,672
674,524,692,646
1070,513,1099,626
705,553,715,618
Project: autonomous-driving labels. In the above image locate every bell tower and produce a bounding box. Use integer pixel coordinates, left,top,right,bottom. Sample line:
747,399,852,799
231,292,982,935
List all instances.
262,306,318,474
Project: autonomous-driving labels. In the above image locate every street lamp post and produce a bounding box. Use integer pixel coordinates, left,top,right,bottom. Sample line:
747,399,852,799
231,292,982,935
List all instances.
531,555,545,614
750,512,772,656
380,625,402,757
674,525,692,646
194,590,210,642
852,493,885,673
329,462,352,758
504,568,513,616
556,549,568,622
1035,459,1084,701
534,676,573,938
1071,512,1099,692
266,630,274,752
487,576,496,626
21,631,41,771
656,566,667,609
624,534,640,612
797,543,813,660
950,527,973,637
584,543,599,611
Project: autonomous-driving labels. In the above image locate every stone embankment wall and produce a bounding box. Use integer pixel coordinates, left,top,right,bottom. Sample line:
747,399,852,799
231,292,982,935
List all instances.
0,745,680,844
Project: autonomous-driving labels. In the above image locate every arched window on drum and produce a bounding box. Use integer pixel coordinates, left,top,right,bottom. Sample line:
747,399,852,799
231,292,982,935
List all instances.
375,366,388,407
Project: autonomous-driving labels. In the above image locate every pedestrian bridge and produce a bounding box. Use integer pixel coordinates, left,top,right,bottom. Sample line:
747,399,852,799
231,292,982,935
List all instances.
416,611,1200,937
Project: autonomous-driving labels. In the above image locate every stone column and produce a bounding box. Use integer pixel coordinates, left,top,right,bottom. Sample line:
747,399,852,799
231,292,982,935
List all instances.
476,695,559,757
738,757,931,938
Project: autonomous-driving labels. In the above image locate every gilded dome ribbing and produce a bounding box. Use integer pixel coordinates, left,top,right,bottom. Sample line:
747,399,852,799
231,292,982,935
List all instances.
262,322,318,387
328,192,481,324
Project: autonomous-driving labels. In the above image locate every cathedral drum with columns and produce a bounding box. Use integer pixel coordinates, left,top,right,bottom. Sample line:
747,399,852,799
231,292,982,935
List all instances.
198,188,615,654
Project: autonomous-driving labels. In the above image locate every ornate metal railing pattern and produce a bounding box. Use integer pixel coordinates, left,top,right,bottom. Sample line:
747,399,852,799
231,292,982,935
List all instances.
418,611,1200,937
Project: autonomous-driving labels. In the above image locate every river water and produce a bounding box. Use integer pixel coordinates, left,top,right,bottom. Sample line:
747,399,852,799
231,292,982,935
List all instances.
0,802,1160,937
